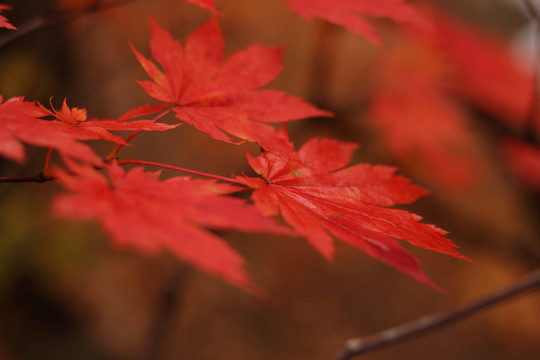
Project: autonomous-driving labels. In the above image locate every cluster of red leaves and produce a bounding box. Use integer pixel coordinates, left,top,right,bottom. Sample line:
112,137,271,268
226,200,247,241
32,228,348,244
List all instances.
0,2,472,294
369,8,540,190
0,4,15,30
50,17,466,292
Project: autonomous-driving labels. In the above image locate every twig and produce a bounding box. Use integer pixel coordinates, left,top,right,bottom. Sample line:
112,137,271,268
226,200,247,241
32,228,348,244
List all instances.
0,172,52,183
141,266,189,360
336,267,540,360
0,0,137,48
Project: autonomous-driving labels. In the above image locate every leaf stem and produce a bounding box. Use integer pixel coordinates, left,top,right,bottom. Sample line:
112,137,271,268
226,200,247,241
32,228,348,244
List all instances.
116,159,246,185
104,108,172,162
43,147,54,172
335,267,540,360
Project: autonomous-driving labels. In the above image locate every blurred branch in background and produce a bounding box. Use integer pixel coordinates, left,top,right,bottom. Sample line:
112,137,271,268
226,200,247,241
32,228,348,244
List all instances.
337,267,540,360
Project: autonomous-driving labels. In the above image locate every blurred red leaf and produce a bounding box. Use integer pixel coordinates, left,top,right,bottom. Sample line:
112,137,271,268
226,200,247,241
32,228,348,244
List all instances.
280,0,421,44
53,161,290,295
185,0,220,15
370,36,480,189
413,9,537,132
502,138,540,190
131,17,332,155
0,4,15,30
238,129,468,286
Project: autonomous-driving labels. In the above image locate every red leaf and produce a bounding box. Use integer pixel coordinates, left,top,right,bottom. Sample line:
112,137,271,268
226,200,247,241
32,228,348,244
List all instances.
0,96,101,164
0,4,16,30
185,0,220,15
131,17,332,155
238,130,469,286
0,96,176,164
53,161,290,295
280,0,421,44
502,139,540,190
412,9,537,132
370,37,480,189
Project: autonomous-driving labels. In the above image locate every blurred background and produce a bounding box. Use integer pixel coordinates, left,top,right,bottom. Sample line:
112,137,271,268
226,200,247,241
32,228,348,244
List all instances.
1,0,540,359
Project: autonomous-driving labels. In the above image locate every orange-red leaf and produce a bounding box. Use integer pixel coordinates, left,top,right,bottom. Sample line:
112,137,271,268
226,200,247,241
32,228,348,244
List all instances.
185,0,220,15
131,17,332,155
502,139,540,190
53,161,290,295
0,4,15,30
412,9,538,133
0,96,176,164
0,96,101,164
238,131,468,286
281,0,421,44
369,37,480,189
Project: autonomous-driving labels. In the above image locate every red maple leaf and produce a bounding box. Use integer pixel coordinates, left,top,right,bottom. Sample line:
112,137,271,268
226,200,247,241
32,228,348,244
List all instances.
370,35,481,189
0,96,175,164
185,0,219,15
39,99,175,144
53,161,290,295
131,17,332,155
0,96,101,164
237,130,469,286
280,0,421,44
0,4,16,30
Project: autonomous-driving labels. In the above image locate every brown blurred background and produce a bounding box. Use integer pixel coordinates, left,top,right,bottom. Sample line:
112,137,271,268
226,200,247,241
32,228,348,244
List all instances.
1,0,540,359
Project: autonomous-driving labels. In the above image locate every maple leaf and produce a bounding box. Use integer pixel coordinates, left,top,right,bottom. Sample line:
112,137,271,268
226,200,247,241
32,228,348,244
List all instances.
237,130,468,286
0,4,16,30
52,161,290,295
185,0,219,15
280,0,421,44
131,17,332,155
0,96,101,164
369,35,480,189
39,99,176,144
0,96,175,164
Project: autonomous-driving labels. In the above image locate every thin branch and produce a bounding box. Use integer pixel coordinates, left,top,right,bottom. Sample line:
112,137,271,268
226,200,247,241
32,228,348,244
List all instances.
523,0,540,141
141,266,189,360
336,267,540,360
116,159,247,185
0,0,138,48
0,172,52,183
